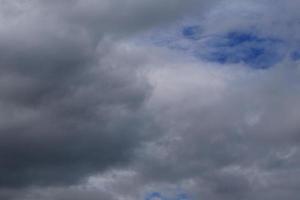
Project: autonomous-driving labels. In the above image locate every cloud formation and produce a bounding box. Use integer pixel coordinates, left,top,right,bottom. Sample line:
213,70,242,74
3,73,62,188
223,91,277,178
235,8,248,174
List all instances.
0,0,161,188
1,0,300,200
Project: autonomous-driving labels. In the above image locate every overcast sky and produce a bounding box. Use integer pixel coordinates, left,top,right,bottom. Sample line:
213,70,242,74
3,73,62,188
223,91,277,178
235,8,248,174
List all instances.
0,0,300,199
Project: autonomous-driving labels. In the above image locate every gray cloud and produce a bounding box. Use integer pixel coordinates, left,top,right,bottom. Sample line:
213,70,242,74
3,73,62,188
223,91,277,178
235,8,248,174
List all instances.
0,0,162,189
0,36,151,188
2,0,300,200
0,0,219,192
134,58,300,200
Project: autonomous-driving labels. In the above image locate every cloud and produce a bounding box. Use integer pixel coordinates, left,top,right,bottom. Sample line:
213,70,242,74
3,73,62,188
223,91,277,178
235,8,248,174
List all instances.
134,54,300,200
0,0,169,189
0,35,154,188
0,0,220,193
1,0,300,200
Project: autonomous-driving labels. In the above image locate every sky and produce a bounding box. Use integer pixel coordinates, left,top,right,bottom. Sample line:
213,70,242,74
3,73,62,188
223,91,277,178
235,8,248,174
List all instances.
0,0,300,199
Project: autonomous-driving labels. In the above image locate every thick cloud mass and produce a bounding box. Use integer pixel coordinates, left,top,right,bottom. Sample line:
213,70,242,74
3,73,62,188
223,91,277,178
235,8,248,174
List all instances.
0,0,217,191
1,0,300,200
0,0,157,188
141,61,300,200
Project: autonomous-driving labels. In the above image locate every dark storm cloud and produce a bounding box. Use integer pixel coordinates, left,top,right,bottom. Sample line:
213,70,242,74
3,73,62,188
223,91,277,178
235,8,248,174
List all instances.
0,0,161,188
0,36,150,187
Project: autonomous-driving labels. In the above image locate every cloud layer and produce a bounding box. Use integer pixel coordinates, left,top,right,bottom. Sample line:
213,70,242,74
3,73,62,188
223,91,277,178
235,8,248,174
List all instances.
0,0,300,200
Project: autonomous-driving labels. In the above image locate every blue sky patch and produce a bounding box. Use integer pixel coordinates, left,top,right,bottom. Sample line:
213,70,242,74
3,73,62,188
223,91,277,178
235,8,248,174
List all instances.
182,25,202,40
145,192,163,200
141,23,289,69
145,192,191,200
175,193,190,200
225,32,266,47
197,31,285,69
291,50,300,60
